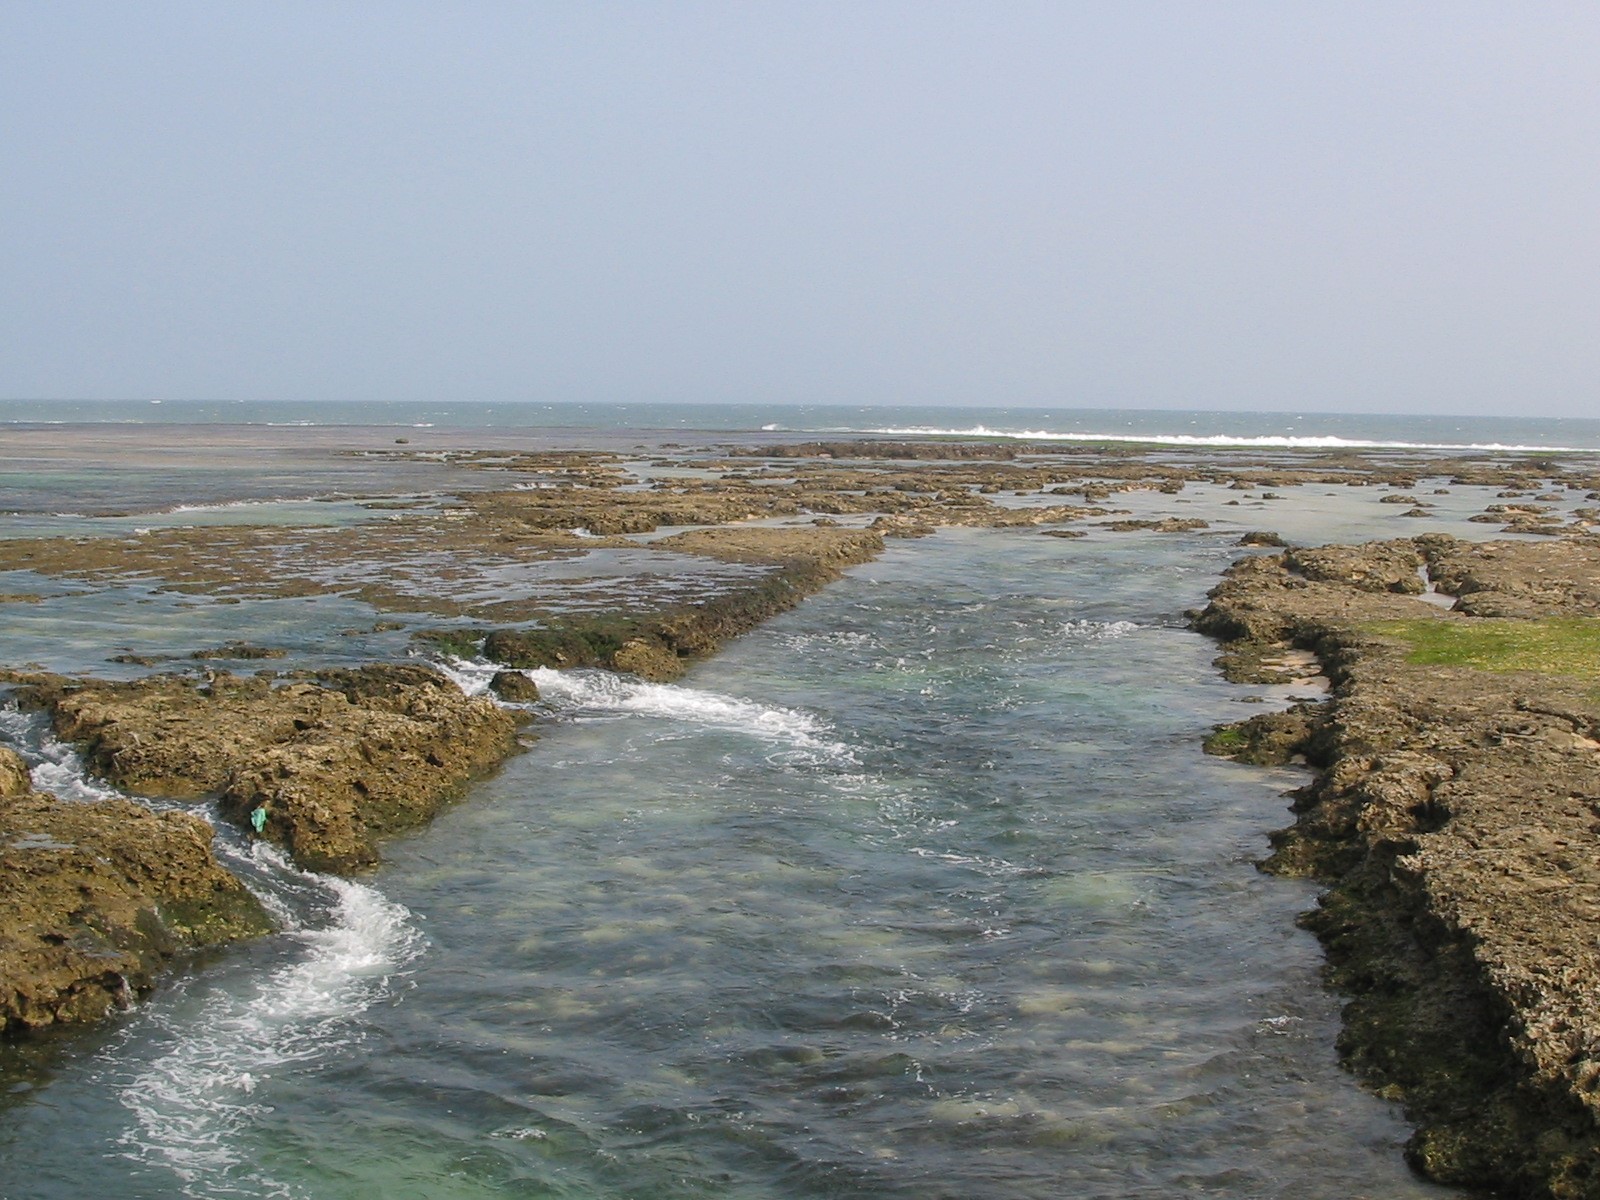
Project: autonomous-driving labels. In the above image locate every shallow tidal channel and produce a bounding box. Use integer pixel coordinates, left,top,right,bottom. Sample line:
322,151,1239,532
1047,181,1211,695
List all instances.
0,526,1462,1199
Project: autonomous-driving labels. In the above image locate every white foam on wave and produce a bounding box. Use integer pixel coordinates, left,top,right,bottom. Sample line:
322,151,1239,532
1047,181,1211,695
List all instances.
164,495,327,514
431,654,497,696
1059,619,1140,640
437,658,854,765
0,704,124,803
851,425,1597,454
531,667,858,765
1,700,423,1197
114,843,423,1197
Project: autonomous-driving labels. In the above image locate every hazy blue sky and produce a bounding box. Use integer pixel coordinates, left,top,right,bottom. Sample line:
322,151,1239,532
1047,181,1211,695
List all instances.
3,3,1597,416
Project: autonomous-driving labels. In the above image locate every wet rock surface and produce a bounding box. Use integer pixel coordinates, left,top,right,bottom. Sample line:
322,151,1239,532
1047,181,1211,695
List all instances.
463,527,885,682
0,747,273,1034
1197,535,1600,1196
5,665,518,874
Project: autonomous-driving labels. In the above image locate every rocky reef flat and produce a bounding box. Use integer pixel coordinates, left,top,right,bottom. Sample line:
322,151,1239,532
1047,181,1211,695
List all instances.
5,427,1600,1193
1199,535,1600,1195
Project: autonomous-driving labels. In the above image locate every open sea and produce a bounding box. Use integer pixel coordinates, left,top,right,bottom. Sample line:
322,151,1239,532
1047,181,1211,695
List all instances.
3,400,1592,1198
4,398,1600,453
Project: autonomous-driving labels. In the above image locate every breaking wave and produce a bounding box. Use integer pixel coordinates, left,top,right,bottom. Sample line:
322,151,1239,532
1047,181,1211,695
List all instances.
0,700,424,1199
853,425,1596,453
113,847,422,1198
538,667,858,766
0,704,124,803
438,658,854,765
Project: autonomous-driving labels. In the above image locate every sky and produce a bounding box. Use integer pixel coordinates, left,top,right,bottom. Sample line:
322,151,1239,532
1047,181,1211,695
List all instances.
3,3,1598,417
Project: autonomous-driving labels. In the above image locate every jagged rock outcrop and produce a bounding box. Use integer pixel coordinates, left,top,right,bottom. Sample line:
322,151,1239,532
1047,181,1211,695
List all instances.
1196,536,1600,1197
7,665,518,874
1421,537,1600,619
0,747,273,1034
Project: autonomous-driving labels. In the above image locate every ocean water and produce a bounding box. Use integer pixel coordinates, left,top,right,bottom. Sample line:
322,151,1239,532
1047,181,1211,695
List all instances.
4,397,1600,453
2,402,1575,1198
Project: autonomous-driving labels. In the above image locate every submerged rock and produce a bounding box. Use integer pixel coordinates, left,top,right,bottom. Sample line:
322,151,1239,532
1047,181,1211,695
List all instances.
1098,517,1210,533
488,670,541,702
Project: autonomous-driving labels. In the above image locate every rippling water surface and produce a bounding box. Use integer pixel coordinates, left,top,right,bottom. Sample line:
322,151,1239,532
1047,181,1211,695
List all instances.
0,521,1465,1199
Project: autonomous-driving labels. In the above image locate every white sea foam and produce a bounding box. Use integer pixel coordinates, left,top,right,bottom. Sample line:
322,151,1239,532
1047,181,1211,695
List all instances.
114,844,423,1197
535,666,807,727
0,705,124,803
164,496,325,514
851,425,1596,453
1059,619,1140,640
443,659,855,765
430,654,497,695
2,700,423,1197
908,845,1037,878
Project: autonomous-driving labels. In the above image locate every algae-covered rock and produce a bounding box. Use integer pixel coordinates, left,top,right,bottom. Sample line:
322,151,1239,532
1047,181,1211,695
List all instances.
0,747,272,1034
1202,706,1321,766
477,527,887,681
488,670,541,702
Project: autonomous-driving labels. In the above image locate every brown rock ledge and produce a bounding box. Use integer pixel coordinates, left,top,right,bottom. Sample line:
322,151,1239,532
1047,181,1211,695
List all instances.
0,747,273,1034
5,664,519,875
459,526,887,681
1195,535,1600,1197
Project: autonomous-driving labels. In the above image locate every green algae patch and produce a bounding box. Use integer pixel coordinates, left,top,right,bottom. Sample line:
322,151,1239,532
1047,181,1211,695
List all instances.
1364,616,1600,679
1202,706,1320,766
1202,726,1249,756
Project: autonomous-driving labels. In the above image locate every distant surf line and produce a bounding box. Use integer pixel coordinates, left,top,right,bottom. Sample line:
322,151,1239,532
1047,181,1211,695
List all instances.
763,424,1600,454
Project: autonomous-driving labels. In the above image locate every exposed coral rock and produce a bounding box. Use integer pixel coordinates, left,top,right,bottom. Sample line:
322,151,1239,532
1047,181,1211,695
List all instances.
0,748,30,797
1285,541,1426,594
8,665,518,874
1195,537,1600,1195
1192,550,1438,665
0,747,273,1034
1239,530,1288,547
1422,536,1600,619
